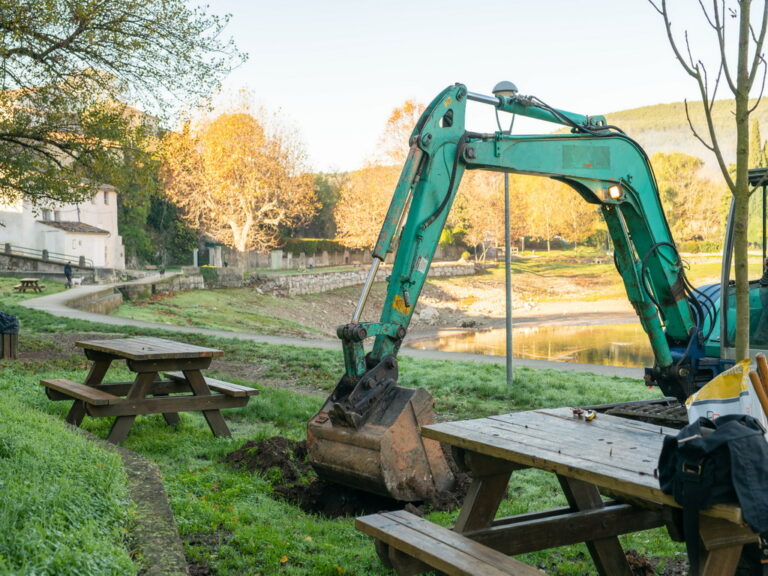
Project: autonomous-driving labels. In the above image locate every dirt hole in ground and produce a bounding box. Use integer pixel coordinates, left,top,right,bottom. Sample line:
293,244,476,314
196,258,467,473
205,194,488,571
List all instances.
221,436,471,518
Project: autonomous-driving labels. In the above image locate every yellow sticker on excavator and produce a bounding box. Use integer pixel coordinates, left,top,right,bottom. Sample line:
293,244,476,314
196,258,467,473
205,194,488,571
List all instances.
444,97,452,107
392,295,412,315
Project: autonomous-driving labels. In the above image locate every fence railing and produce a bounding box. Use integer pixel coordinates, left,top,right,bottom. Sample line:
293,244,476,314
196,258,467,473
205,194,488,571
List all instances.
3,244,94,268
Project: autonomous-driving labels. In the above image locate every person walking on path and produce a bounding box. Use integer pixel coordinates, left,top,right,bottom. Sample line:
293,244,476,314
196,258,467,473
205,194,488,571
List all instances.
64,261,73,288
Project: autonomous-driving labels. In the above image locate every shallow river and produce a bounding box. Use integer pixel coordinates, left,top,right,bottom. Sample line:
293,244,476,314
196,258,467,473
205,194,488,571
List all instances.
407,323,654,368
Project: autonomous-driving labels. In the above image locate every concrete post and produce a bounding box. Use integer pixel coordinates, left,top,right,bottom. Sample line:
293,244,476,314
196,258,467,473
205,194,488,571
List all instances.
193,248,199,267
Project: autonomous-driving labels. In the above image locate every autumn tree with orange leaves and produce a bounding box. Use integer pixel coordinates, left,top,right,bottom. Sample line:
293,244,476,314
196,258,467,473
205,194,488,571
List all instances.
335,100,425,249
162,111,317,252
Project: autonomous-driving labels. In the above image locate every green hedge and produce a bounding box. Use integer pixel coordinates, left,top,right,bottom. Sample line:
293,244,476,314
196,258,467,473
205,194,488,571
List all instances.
677,240,721,253
199,265,219,285
282,238,345,256
0,392,136,575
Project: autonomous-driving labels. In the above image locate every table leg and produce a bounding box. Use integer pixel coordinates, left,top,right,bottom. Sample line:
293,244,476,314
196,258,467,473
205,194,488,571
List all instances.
151,375,181,427
698,516,754,576
184,369,231,437
106,372,156,444
558,476,632,576
452,451,515,533
66,359,112,426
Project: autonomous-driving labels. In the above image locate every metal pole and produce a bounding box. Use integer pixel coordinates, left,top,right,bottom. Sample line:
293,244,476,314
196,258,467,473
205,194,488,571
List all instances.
504,173,513,384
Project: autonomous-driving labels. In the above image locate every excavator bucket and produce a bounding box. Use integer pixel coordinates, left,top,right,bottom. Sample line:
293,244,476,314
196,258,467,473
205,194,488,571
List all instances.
307,384,455,502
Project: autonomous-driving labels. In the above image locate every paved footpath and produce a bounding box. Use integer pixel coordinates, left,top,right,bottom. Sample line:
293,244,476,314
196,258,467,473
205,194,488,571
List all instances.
21,275,643,380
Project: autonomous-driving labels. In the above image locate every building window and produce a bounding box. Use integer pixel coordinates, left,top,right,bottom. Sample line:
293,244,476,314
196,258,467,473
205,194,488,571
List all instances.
42,209,52,221
103,190,109,205
54,211,61,222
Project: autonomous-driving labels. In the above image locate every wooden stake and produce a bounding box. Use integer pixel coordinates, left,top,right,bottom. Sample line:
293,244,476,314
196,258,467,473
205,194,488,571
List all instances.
749,369,768,418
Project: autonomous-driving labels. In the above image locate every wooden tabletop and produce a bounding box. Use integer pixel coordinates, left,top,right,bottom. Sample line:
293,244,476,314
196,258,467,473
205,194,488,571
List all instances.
20,278,38,283
75,336,223,361
422,407,743,524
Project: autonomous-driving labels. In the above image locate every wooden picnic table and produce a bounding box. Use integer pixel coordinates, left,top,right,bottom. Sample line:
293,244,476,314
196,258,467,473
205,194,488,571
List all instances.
357,407,758,576
14,278,44,293
41,336,258,443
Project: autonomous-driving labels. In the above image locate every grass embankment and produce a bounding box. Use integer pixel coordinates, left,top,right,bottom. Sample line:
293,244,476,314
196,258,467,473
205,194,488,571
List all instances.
0,276,685,575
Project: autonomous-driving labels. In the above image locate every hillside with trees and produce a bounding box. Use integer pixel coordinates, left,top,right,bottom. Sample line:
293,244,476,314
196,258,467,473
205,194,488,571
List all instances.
604,99,768,180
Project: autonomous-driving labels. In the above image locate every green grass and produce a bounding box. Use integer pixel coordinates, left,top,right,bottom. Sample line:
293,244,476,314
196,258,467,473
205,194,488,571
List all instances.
112,288,328,337
0,274,687,575
0,362,136,576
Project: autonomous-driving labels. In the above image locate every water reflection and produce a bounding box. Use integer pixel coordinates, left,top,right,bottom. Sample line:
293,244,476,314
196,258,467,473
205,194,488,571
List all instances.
408,323,654,368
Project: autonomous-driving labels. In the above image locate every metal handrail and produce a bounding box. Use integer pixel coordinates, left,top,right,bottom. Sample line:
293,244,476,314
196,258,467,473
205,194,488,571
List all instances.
2,244,94,268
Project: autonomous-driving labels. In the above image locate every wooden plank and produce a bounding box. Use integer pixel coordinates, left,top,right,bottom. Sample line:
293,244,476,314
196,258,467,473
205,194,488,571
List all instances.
127,357,212,373
165,371,259,397
87,394,247,417
96,380,192,397
422,412,744,524
40,378,121,405
356,510,541,576
76,337,223,361
184,369,232,437
559,476,631,576
464,502,665,555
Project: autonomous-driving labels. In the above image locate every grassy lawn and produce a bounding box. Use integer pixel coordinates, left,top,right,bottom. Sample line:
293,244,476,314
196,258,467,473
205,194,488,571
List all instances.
0,276,687,575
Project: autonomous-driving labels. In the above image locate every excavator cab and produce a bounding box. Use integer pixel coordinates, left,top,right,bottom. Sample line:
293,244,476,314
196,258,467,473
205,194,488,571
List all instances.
714,168,768,358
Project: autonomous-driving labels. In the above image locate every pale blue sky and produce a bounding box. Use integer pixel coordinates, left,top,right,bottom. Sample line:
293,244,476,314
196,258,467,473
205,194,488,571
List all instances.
206,1,745,172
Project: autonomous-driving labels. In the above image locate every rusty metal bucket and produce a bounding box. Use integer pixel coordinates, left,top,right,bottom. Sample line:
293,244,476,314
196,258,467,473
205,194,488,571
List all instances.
307,385,455,502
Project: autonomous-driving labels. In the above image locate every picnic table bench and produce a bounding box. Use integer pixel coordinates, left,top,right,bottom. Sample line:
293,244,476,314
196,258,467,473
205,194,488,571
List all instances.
41,336,258,443
13,278,45,293
357,408,758,576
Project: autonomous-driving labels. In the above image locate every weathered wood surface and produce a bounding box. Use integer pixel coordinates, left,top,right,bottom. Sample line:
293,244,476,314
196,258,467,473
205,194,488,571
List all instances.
422,407,743,524
41,378,121,405
14,279,44,292
1,333,17,360
165,371,259,397
356,510,541,576
75,337,223,361
464,502,665,556
87,394,248,416
46,337,237,443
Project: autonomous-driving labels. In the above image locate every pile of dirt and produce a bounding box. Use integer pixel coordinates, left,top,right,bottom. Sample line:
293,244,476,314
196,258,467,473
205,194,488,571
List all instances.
221,436,470,518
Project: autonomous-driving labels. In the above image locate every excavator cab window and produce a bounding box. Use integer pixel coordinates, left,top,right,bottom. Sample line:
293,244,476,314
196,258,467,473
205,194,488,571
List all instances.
721,168,768,352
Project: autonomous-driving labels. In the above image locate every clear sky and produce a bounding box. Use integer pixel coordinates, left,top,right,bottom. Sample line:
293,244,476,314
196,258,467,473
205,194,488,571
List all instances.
206,0,741,172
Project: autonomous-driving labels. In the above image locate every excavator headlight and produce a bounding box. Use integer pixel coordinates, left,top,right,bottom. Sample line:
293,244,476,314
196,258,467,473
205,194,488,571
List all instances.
607,185,623,200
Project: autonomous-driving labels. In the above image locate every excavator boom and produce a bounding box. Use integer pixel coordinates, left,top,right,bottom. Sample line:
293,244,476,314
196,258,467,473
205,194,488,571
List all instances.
308,83,724,501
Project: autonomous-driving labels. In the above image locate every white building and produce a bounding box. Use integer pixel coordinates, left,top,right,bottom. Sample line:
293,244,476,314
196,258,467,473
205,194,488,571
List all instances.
0,184,125,269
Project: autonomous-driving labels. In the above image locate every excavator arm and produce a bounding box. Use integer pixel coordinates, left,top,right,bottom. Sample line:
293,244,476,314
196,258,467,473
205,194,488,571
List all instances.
308,83,710,501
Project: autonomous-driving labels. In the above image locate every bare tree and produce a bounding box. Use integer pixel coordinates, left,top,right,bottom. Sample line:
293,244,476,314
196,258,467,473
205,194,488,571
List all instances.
650,0,768,359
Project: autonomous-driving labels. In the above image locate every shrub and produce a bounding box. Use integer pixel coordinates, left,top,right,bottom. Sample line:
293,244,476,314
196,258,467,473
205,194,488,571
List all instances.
199,265,219,285
282,238,344,256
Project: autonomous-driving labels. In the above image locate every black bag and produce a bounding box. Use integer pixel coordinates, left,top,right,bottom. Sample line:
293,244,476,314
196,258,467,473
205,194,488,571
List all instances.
0,312,18,334
659,414,768,574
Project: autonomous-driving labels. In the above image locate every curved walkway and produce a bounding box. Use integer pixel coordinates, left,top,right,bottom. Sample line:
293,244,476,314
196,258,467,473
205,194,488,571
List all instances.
20,275,643,380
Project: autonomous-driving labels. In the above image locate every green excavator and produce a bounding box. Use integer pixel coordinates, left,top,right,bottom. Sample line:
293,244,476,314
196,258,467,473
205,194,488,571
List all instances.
307,82,768,501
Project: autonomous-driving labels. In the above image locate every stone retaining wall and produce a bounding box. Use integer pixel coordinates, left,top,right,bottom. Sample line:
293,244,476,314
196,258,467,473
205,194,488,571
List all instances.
247,262,475,297
62,262,474,312
66,287,124,314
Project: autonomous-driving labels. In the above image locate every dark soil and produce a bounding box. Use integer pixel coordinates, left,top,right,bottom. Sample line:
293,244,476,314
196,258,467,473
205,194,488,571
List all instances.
221,436,471,518
184,532,232,576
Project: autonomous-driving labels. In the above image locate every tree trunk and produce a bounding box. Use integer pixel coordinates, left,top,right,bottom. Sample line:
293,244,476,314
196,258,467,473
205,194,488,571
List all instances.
734,2,752,361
